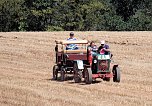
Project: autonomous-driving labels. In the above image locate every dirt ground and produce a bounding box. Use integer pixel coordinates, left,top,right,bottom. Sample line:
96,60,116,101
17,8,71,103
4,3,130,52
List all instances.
0,31,152,106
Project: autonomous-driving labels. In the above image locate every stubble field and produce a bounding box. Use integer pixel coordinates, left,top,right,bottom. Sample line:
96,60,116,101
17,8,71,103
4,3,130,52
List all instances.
0,31,152,106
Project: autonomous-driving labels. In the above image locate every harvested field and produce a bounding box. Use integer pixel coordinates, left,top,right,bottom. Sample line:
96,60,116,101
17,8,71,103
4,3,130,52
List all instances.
0,31,152,106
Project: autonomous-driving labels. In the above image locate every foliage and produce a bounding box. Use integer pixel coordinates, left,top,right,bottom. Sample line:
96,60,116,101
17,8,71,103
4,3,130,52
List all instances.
0,0,152,31
0,0,23,31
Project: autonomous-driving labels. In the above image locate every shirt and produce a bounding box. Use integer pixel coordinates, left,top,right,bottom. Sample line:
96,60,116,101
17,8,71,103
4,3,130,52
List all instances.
66,38,78,50
88,45,98,52
98,44,109,55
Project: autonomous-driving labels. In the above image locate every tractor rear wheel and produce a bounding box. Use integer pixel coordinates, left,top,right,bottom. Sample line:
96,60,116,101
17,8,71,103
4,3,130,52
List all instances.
85,68,92,84
61,67,65,81
113,67,120,82
73,63,82,83
53,65,58,80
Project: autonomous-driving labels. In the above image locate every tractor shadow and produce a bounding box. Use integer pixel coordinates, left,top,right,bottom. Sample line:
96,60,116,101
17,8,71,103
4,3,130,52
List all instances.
68,80,102,85
92,80,102,84
47,77,104,85
48,76,102,84
50,76,74,82
80,80,102,85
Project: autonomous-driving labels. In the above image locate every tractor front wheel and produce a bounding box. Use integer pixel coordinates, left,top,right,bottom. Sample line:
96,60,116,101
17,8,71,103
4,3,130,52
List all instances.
85,68,92,84
61,67,65,81
53,65,58,80
113,67,120,82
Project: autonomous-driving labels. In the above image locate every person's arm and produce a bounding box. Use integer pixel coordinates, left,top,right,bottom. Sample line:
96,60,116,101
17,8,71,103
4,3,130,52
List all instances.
91,45,97,52
103,48,110,52
103,45,110,52
88,46,92,51
94,45,97,50
97,46,102,53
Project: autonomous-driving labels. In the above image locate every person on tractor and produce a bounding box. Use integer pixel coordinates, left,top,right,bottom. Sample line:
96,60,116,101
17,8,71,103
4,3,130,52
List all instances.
66,32,78,50
88,41,98,56
97,40,110,55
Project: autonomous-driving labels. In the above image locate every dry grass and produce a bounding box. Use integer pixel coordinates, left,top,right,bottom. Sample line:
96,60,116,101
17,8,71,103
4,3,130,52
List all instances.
0,31,152,106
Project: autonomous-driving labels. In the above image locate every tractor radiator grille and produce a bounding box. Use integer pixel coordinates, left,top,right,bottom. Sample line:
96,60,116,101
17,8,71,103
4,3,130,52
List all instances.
98,60,108,71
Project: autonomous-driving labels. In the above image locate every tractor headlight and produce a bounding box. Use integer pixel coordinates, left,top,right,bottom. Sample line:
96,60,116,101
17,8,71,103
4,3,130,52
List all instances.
93,60,97,63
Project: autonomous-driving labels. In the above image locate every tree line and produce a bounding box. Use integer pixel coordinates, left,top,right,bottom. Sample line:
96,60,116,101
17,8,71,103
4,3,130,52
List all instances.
0,0,151,31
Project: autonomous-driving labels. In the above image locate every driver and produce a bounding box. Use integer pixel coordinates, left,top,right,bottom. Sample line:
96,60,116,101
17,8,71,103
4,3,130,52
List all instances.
66,32,78,50
97,40,110,55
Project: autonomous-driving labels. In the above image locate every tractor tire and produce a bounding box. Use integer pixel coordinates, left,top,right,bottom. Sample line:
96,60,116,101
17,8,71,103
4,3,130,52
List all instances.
61,67,65,81
73,63,82,83
53,65,58,80
113,67,120,82
85,68,92,84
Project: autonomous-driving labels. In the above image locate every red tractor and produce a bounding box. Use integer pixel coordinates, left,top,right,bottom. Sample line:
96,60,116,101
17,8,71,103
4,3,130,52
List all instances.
52,40,121,84
84,51,120,84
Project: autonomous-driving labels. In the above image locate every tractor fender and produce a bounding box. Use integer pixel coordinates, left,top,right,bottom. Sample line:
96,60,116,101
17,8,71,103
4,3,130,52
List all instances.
110,63,118,71
111,64,118,71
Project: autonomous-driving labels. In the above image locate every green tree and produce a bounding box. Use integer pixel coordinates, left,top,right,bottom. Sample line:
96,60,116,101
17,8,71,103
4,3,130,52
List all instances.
110,0,143,21
51,0,107,31
22,0,55,31
0,0,151,31
0,0,23,31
